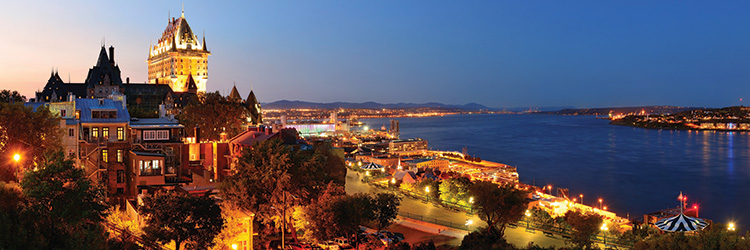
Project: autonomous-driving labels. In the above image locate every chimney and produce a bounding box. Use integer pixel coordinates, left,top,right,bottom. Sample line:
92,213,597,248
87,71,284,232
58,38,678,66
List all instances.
126,77,130,84
194,126,201,143
109,46,115,65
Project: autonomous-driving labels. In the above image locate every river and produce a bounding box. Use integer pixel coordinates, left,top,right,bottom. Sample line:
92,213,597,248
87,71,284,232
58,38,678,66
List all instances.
363,114,750,227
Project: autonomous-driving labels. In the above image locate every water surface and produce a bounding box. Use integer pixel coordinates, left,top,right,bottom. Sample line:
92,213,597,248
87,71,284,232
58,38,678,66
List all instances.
364,114,750,226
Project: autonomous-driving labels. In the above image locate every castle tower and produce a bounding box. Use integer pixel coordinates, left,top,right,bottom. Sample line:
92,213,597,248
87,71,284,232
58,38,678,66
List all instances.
148,8,210,92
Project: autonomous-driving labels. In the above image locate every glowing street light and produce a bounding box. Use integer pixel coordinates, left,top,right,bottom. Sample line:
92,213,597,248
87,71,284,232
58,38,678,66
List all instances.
231,244,238,250
13,153,21,181
601,223,609,245
598,198,603,209
729,223,736,231
13,154,20,162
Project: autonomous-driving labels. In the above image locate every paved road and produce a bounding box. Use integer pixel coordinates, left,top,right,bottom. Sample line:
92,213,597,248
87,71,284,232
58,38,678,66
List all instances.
345,169,569,248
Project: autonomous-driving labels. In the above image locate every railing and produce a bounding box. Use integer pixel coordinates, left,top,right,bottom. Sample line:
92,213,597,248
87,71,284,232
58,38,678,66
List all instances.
399,211,480,231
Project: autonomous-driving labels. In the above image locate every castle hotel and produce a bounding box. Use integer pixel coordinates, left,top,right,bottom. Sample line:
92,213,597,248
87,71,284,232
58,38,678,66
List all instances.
148,10,210,93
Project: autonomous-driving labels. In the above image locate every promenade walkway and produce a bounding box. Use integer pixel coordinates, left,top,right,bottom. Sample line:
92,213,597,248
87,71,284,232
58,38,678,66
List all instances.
345,169,568,248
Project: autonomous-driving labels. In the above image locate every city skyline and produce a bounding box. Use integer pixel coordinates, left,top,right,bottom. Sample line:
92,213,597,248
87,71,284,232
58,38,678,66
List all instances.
2,1,750,108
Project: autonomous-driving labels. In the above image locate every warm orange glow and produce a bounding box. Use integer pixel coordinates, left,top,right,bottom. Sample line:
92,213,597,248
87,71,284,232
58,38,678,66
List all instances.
13,154,20,162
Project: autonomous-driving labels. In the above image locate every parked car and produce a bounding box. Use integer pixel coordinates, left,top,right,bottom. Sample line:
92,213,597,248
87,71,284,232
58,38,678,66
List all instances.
317,241,340,250
378,230,405,242
333,238,354,249
376,233,393,245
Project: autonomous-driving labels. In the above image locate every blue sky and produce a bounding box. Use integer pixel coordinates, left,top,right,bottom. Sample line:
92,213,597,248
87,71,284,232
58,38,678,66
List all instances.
1,1,749,108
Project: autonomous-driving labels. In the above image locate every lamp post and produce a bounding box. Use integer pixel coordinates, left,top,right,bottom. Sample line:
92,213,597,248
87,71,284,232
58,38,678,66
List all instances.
693,204,699,218
547,185,552,195
600,223,608,246
13,153,20,182
425,186,431,202
465,219,473,231
729,223,736,231
469,197,474,214
390,178,396,193
525,210,532,229
598,198,603,209
579,194,583,205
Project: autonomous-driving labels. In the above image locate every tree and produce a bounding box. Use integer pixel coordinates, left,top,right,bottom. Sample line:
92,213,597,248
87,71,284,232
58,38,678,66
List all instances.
0,102,61,181
439,177,472,205
372,193,401,230
469,181,529,237
563,210,603,249
220,139,343,240
0,90,25,103
20,150,109,249
177,91,247,141
139,191,224,250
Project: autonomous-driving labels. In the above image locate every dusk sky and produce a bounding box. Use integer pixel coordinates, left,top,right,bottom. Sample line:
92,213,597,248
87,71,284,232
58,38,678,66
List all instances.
1,1,749,108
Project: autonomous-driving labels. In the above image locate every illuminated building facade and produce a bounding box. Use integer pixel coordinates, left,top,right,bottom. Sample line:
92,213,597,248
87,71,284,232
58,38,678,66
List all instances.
148,9,210,93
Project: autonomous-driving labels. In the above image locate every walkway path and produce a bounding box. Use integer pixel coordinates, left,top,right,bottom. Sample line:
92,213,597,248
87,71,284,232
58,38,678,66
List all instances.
345,169,569,248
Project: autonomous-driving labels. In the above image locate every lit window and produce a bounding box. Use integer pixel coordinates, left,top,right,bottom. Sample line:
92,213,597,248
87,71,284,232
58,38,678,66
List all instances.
102,127,109,139
102,149,108,163
117,127,125,141
139,160,162,175
60,109,66,117
117,149,123,163
92,127,99,138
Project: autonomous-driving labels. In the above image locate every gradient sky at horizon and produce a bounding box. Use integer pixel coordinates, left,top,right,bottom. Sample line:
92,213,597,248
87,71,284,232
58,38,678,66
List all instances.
1,1,749,108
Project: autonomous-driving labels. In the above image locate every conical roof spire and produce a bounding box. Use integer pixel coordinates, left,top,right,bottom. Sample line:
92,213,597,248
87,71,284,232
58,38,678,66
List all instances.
229,83,241,101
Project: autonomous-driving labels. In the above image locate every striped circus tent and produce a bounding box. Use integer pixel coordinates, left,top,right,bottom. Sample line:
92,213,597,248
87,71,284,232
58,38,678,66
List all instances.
655,213,709,232
360,162,384,170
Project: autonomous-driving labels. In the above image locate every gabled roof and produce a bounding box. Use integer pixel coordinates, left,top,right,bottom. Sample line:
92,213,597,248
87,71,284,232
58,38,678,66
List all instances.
186,74,197,91
76,98,130,123
38,72,86,102
84,46,123,88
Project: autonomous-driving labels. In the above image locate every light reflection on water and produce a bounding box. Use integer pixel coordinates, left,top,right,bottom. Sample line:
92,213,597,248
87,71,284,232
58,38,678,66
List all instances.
364,114,750,226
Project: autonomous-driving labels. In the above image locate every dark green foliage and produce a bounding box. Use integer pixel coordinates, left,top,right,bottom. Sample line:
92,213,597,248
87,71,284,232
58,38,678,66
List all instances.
372,193,402,229
140,191,224,250
177,91,247,140
412,240,437,250
2,150,110,250
0,90,25,103
459,230,511,250
304,185,400,242
469,181,529,237
634,223,750,250
220,140,346,240
388,241,411,250
563,210,603,249
0,102,61,182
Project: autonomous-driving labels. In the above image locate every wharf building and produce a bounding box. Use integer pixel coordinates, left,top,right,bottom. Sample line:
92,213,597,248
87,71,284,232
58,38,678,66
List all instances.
148,10,210,93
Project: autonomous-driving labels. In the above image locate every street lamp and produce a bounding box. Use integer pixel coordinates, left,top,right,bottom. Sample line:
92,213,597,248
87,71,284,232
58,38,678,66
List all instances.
425,186,431,202
469,197,474,214
693,204,699,218
525,210,532,229
580,194,584,205
231,244,238,250
598,198,603,209
547,185,552,195
600,223,608,246
729,222,736,231
13,153,21,181
465,219,473,230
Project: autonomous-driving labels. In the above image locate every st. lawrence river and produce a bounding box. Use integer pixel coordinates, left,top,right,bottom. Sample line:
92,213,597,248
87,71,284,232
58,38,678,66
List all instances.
364,114,750,227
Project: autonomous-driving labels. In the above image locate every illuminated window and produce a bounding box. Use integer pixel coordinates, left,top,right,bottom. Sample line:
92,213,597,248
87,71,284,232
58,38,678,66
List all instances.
116,149,123,163
92,127,99,138
117,127,125,141
139,160,162,176
102,127,109,139
101,149,108,163
75,110,80,119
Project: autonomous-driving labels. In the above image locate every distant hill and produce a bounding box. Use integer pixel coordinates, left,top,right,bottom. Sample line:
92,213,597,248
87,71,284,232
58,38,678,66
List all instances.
263,100,493,110
535,106,707,115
